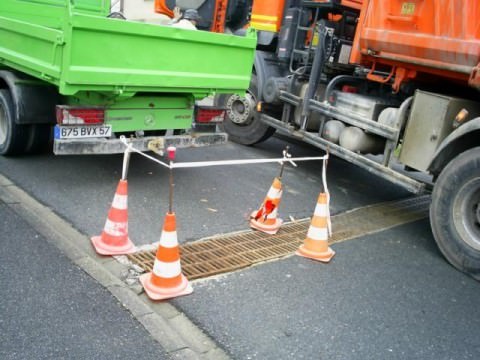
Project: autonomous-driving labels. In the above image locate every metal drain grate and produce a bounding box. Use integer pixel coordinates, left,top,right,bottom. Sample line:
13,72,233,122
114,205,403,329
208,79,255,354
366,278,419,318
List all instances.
127,195,431,280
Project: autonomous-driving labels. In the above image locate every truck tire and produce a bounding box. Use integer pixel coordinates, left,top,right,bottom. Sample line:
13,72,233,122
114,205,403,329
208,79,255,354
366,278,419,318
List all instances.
430,147,480,280
216,74,275,145
0,89,30,155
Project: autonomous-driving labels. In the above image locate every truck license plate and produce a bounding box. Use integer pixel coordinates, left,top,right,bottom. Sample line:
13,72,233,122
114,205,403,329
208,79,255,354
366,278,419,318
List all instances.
55,125,112,139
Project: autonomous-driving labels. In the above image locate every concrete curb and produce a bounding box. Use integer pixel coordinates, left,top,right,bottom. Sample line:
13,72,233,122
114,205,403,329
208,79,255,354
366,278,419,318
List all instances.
0,173,230,360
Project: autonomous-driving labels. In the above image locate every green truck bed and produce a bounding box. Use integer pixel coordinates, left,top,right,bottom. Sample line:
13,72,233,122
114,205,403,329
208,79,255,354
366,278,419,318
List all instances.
0,0,256,98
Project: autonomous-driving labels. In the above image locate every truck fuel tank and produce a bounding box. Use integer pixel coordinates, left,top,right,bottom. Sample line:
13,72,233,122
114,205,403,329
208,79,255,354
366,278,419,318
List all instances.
322,120,346,144
339,126,385,154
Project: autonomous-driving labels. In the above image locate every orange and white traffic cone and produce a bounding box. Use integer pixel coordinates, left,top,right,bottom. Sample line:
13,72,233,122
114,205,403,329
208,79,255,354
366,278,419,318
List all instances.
250,177,283,234
296,192,335,262
139,212,193,301
91,179,136,255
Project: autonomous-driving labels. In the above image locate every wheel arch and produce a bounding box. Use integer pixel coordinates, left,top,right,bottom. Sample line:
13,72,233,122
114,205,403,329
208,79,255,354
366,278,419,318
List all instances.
428,117,480,177
254,50,285,102
430,146,480,280
0,70,58,125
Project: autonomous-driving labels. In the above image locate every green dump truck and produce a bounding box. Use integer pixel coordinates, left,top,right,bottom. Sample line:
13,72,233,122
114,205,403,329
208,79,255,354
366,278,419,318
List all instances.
0,0,256,155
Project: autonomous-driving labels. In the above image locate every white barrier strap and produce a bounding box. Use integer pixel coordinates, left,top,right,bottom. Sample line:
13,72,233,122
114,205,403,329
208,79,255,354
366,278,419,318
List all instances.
122,148,130,180
120,137,328,170
322,157,332,236
171,155,328,169
120,138,331,234
120,137,170,169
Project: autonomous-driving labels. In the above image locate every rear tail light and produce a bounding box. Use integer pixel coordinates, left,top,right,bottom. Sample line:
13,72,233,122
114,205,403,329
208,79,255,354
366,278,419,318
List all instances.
56,106,105,125
195,106,225,123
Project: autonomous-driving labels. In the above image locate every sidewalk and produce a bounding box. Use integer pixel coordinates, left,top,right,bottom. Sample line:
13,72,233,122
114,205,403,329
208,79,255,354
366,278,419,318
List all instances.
0,200,171,360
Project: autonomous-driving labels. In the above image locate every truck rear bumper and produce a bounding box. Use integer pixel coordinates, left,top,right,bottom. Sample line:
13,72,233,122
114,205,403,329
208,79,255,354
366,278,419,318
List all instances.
53,133,228,155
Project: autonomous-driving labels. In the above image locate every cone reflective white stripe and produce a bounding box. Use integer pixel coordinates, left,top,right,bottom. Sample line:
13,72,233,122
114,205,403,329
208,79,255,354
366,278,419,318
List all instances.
153,259,182,279
158,231,178,248
139,212,193,301
111,194,128,210
313,203,328,217
306,226,328,241
296,192,335,263
266,187,282,200
103,218,128,237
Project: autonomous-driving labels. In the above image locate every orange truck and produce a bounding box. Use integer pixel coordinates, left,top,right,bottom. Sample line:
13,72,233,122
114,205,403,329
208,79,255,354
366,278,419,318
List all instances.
154,0,480,280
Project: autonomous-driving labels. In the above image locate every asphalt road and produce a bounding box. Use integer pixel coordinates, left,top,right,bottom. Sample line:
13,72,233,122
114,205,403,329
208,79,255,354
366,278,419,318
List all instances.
1,136,479,359
174,219,480,360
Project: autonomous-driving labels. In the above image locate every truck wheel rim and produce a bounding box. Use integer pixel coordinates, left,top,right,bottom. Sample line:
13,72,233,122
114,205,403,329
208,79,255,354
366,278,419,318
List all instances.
226,92,256,125
0,105,7,144
453,177,480,251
